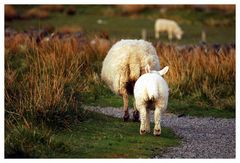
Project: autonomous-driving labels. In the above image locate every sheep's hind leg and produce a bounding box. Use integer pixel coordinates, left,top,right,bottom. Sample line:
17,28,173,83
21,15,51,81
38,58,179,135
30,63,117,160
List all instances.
123,94,129,121
133,101,140,122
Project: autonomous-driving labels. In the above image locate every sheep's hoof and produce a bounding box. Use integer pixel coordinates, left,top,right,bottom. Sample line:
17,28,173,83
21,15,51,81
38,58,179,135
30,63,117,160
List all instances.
133,111,140,122
154,129,161,136
123,114,129,122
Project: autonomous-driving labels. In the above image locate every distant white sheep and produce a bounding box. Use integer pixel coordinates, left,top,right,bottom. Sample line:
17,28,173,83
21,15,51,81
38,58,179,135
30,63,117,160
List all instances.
134,66,169,136
101,39,160,121
155,18,183,41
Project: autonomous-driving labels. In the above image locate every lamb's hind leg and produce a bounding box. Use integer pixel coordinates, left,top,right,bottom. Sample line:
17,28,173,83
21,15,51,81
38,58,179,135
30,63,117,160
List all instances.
146,109,150,133
154,101,164,136
139,106,147,135
154,108,161,136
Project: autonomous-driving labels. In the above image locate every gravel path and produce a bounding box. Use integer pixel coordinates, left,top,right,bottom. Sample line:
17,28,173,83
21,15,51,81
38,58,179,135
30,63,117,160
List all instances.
85,106,235,158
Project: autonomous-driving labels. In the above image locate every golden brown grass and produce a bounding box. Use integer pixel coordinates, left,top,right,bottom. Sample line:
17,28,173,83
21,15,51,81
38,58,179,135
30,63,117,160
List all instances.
5,36,96,119
204,5,235,12
5,33,32,54
156,43,235,109
117,5,235,15
22,7,49,19
57,25,83,34
117,5,147,14
39,5,64,12
5,33,235,119
5,5,17,20
90,37,111,58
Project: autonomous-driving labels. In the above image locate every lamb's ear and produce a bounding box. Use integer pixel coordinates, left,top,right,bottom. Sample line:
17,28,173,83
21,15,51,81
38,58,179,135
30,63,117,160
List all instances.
159,66,169,75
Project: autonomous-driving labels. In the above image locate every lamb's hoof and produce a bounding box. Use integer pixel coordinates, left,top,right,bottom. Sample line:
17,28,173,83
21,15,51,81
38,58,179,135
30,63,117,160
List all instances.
123,114,129,122
140,130,146,135
133,111,140,122
154,129,161,136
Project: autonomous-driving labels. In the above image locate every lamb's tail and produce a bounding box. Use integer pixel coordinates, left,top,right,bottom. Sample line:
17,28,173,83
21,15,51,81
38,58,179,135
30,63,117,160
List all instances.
146,84,159,101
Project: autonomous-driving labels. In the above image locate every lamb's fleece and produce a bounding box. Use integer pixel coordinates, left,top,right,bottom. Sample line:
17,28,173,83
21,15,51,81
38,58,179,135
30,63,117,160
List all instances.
101,39,160,95
134,67,169,135
134,70,169,111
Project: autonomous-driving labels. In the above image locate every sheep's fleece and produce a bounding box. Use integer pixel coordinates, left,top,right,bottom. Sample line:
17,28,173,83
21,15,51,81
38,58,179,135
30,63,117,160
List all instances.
101,39,160,95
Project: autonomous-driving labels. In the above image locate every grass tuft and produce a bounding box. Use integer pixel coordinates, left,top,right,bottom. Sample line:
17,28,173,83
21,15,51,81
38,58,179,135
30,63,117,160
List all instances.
5,124,71,158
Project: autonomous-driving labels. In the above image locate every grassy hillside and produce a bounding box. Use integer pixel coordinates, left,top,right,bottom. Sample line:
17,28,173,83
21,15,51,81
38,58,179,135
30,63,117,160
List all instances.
5,5,235,158
6,5,235,44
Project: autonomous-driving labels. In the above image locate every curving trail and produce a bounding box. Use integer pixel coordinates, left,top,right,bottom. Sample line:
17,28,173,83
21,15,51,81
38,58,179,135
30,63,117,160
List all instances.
85,106,235,158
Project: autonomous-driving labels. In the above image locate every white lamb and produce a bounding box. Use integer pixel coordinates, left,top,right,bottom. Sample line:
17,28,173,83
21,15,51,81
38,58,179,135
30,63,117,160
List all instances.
101,39,160,121
134,66,169,136
155,18,183,41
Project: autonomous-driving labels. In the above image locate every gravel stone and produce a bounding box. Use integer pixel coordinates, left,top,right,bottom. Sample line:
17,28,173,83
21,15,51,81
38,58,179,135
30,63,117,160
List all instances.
85,106,235,158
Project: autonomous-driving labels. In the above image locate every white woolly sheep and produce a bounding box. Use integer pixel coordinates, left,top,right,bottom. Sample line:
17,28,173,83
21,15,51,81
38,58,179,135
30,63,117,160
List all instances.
133,66,169,136
101,39,160,121
155,18,183,41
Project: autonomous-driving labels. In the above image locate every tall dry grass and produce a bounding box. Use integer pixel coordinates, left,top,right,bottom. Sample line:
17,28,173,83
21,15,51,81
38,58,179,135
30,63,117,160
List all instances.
156,43,235,109
5,35,104,157
5,36,97,128
5,32,235,122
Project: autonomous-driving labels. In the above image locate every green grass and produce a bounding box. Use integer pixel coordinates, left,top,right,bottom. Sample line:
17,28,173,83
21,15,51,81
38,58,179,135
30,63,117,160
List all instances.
79,88,235,118
168,98,235,118
6,5,235,44
5,111,180,158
